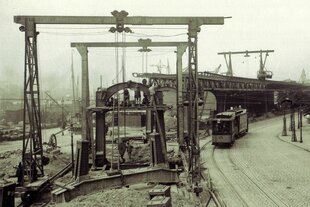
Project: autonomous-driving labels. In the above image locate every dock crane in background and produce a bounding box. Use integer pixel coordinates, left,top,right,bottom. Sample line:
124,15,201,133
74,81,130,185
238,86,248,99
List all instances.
208,64,222,74
218,50,274,80
150,59,171,74
44,92,68,128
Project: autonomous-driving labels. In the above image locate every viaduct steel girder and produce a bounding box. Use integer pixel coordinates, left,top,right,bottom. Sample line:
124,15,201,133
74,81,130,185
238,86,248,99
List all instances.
133,72,267,91
133,71,307,92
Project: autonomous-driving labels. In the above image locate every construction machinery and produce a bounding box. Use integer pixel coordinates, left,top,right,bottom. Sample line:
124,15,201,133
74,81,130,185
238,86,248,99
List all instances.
218,49,274,80
11,10,228,206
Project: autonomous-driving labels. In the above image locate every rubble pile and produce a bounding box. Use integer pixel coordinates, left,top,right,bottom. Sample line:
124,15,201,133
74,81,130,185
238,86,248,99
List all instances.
49,187,149,207
48,185,196,207
0,149,71,179
0,149,21,178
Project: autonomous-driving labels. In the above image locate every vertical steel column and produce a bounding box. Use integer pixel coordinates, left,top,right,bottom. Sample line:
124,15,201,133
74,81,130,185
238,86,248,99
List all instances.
21,19,44,183
76,46,90,140
227,53,233,76
71,53,76,115
176,45,187,146
187,21,201,187
75,46,90,179
95,90,107,167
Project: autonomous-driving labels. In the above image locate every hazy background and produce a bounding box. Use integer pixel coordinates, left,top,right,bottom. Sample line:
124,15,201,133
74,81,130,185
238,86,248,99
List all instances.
1,0,310,100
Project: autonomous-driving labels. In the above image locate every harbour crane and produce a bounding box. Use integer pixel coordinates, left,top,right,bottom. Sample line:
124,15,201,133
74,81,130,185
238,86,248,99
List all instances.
218,49,274,80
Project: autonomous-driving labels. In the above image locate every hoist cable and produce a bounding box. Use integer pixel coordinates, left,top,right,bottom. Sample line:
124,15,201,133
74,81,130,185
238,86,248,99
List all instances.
122,32,127,146
142,52,145,73
122,32,126,82
114,32,121,170
146,52,148,73
110,96,115,171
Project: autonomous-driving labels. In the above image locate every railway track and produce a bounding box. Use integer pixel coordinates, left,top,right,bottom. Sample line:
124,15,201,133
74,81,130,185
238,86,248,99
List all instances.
228,147,288,207
207,132,288,207
210,146,248,207
211,116,289,206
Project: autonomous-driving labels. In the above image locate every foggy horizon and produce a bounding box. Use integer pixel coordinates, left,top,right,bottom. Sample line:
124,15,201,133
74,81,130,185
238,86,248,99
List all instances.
1,0,310,100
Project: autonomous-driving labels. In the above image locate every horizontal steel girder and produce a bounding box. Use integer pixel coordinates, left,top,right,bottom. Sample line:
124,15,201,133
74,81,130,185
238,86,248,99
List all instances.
51,168,179,203
14,16,225,26
71,41,188,48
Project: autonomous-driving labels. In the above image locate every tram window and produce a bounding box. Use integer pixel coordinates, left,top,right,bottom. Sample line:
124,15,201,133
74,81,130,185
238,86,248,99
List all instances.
212,121,231,134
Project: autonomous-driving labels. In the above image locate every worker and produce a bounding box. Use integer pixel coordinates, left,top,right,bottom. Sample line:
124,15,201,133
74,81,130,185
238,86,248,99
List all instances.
142,92,149,105
104,123,109,137
118,139,126,163
126,141,134,161
123,89,130,106
149,83,157,104
107,97,114,106
205,120,211,136
134,85,141,105
30,161,38,182
142,78,147,85
15,162,23,185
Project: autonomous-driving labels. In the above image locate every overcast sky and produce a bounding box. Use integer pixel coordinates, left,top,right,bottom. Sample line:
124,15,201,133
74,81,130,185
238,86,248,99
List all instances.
1,0,310,98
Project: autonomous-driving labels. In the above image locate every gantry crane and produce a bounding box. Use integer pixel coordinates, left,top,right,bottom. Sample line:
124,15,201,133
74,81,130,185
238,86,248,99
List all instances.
14,11,227,195
218,49,274,80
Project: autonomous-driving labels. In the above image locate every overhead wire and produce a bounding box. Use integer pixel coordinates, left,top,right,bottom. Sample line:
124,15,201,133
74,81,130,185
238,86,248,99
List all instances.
38,29,187,38
37,26,187,30
141,51,145,73
146,49,149,73
38,31,111,36
127,32,187,38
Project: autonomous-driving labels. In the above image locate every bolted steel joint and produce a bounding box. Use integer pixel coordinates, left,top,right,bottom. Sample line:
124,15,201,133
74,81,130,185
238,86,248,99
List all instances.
111,10,131,33
188,21,201,38
19,26,25,32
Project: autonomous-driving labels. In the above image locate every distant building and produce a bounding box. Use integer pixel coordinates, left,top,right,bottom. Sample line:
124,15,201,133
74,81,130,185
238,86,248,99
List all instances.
5,109,23,124
298,69,310,84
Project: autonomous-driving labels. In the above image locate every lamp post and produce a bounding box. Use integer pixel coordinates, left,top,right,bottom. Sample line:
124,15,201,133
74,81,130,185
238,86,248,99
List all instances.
282,110,287,136
291,108,297,142
281,98,292,136
300,109,303,143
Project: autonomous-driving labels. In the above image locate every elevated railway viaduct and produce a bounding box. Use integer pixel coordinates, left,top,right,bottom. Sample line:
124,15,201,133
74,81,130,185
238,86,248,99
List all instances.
133,71,310,116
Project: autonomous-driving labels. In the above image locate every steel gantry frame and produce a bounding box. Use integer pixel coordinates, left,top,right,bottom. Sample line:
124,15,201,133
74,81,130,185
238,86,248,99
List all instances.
14,11,226,190
71,40,187,155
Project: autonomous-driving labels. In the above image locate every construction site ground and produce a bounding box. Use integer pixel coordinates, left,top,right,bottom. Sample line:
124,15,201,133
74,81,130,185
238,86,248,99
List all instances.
0,125,203,206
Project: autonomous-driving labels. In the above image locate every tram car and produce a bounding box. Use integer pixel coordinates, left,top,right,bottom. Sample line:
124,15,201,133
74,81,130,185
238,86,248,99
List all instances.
211,108,248,146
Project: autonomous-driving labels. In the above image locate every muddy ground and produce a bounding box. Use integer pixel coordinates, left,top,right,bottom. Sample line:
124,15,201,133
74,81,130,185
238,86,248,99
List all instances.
0,139,198,206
